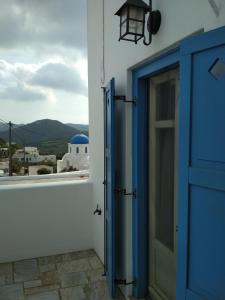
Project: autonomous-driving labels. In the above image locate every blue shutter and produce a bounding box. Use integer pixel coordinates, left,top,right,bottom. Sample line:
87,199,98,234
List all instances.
177,26,225,299
104,78,116,297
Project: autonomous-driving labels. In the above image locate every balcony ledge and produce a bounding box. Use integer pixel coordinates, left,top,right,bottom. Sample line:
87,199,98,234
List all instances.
0,170,90,190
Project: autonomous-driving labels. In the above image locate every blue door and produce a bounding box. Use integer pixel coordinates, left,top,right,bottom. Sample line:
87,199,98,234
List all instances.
177,26,225,299
104,78,116,297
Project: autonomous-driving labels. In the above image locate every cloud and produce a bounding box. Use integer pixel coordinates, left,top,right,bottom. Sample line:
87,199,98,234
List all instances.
0,60,47,102
0,59,87,103
0,0,87,53
30,62,87,95
0,1,88,124
0,84,47,102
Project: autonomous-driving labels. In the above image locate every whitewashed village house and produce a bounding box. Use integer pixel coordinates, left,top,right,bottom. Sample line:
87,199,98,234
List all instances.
57,134,89,173
0,147,8,158
0,1,225,300
28,165,54,176
0,161,9,177
13,146,56,164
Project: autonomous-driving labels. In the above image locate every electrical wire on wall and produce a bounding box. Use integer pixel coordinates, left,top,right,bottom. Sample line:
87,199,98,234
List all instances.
101,0,105,85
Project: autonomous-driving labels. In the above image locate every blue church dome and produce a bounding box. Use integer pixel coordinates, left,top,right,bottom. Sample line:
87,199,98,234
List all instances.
69,134,89,144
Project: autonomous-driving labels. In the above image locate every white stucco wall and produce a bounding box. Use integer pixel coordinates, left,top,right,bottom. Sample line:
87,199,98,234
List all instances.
87,0,225,295
87,0,105,262
0,181,93,263
28,165,54,175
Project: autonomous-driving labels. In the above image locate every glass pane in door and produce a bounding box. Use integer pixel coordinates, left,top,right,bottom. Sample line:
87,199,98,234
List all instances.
156,128,175,251
156,79,176,121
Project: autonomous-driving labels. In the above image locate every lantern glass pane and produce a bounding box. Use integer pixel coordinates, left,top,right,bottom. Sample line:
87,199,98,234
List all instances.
129,19,143,35
130,6,144,21
121,19,128,36
121,6,128,22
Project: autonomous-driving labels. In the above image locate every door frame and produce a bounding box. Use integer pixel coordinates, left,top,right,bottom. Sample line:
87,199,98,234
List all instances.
132,48,180,298
132,25,225,299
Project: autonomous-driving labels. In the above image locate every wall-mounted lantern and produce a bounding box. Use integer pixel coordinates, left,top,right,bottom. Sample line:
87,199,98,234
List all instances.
115,0,161,46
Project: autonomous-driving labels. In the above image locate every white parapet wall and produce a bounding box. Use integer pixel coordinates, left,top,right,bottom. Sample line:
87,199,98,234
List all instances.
0,180,93,263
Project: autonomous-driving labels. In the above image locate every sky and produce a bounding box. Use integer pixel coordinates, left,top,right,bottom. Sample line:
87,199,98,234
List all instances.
0,0,88,125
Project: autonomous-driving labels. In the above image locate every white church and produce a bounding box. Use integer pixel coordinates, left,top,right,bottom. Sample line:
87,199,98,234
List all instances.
57,134,89,173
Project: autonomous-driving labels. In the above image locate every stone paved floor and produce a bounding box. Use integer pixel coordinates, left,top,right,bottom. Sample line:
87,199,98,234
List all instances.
0,249,112,300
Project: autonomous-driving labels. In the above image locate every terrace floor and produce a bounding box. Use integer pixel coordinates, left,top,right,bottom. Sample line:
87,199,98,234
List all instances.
0,249,112,300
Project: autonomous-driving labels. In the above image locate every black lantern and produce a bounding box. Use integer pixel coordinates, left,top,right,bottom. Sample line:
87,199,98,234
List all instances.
115,0,161,46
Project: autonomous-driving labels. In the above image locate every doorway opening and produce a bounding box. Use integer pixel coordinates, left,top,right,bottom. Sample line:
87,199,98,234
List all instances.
148,68,179,300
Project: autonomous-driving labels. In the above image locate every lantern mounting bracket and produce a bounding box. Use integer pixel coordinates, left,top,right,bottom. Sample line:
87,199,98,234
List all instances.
115,188,136,198
115,278,136,286
114,95,136,105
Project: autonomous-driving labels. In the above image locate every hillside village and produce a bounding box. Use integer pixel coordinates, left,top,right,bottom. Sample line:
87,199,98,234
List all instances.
0,119,89,177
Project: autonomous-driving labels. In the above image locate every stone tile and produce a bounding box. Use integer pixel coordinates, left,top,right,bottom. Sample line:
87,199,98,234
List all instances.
38,255,62,266
88,256,102,269
64,249,96,261
24,280,42,289
41,271,59,286
60,253,72,262
0,251,111,300
60,286,86,300
25,284,59,296
86,268,105,283
57,258,91,274
14,259,39,282
26,290,60,300
60,271,88,288
84,281,112,300
0,276,5,287
40,264,55,273
0,283,24,300
0,263,13,285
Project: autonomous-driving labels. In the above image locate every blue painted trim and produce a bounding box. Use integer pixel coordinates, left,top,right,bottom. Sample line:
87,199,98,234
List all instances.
110,78,116,298
176,54,192,300
133,48,180,79
189,167,225,192
132,77,148,298
132,48,180,298
186,289,203,300
105,78,116,298
181,25,225,55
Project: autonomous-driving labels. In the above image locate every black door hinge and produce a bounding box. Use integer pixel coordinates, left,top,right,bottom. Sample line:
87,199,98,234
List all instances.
114,95,136,105
115,278,136,286
115,188,136,198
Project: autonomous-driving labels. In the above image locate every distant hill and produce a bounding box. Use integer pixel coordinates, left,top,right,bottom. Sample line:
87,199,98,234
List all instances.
37,138,70,158
0,123,24,132
0,124,8,132
0,119,89,158
0,137,6,146
66,123,89,132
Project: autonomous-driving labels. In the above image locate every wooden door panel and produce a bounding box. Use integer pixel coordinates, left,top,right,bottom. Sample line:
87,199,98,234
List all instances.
178,26,225,299
104,78,116,298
